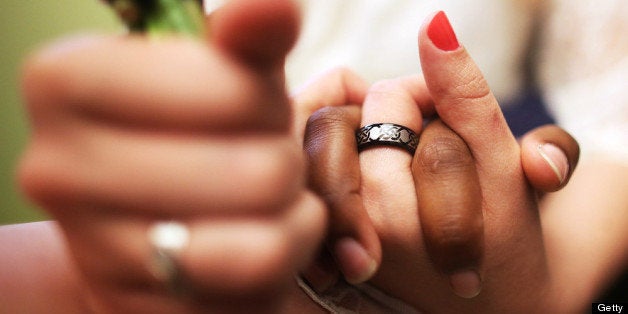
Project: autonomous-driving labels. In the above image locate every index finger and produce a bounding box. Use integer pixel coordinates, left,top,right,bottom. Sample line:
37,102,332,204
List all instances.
305,105,381,285
23,39,290,134
412,119,484,299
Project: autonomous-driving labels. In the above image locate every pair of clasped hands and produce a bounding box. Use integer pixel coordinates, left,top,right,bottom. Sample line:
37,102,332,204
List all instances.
19,0,580,313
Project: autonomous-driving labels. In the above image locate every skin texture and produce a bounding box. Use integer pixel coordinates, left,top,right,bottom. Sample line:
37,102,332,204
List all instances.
413,119,484,277
299,72,586,312
17,0,326,312
298,11,592,313
5,0,625,313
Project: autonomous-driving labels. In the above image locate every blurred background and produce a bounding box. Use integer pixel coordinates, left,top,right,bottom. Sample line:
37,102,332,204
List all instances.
1,1,120,224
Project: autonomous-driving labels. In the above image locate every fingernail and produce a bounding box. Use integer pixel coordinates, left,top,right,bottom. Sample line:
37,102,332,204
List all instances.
449,270,482,298
204,0,226,14
334,238,378,284
537,143,569,184
427,11,460,51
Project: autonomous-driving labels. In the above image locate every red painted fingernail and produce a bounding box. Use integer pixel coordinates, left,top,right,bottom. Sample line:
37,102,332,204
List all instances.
427,11,460,51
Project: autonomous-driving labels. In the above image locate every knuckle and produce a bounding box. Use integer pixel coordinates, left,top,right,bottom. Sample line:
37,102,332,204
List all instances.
368,78,402,96
418,136,473,175
16,149,47,204
305,106,351,139
21,55,63,115
425,213,483,271
209,231,294,294
327,66,356,78
430,214,479,248
246,237,293,288
243,143,303,213
451,75,492,103
21,42,89,113
17,143,78,212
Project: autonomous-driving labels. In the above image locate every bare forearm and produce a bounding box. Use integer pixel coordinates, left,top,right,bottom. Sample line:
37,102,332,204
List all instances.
542,158,628,311
0,221,91,313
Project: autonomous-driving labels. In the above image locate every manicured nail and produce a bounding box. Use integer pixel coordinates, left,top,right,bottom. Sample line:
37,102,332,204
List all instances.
449,270,482,298
537,143,569,184
427,11,460,51
334,238,378,284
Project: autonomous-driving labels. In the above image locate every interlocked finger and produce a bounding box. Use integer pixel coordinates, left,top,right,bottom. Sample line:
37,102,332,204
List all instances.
58,191,326,311
412,119,484,299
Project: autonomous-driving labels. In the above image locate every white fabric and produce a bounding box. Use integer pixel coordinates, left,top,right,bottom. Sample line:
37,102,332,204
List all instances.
296,277,420,314
537,0,628,164
287,0,534,107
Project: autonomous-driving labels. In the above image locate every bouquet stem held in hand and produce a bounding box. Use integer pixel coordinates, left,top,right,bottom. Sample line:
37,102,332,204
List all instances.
104,0,204,37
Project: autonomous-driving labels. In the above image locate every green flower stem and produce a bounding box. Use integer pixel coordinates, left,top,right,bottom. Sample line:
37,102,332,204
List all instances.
106,0,204,37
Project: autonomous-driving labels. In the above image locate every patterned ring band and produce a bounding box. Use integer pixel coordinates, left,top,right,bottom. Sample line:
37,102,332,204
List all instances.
147,221,190,294
356,123,419,154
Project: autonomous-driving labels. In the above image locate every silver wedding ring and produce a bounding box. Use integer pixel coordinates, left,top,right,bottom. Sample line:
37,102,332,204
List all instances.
147,221,190,294
356,123,419,154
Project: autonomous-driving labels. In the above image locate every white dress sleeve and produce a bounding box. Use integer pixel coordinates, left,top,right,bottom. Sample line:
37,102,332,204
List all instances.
537,0,628,165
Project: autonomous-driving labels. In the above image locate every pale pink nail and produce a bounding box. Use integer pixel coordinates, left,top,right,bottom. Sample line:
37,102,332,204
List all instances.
334,237,378,284
537,143,569,184
449,270,482,299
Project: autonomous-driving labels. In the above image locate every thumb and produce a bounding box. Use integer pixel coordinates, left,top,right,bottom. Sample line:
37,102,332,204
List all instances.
206,0,300,131
208,0,300,73
520,125,580,192
419,11,519,171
